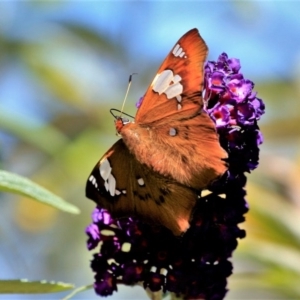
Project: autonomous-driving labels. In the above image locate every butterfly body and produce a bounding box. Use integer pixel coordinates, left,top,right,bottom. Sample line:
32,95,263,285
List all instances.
86,29,227,235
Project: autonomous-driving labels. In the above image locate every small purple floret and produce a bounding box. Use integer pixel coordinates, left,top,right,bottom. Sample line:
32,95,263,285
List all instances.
208,104,231,127
135,96,144,108
208,71,226,92
204,52,265,172
86,224,100,250
228,57,241,73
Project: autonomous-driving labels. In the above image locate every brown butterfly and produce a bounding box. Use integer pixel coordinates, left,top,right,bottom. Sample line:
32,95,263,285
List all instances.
86,28,227,236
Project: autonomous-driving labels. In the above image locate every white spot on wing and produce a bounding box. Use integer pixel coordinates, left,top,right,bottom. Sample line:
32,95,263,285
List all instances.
104,181,109,191
176,95,182,102
89,175,98,188
137,178,145,186
169,128,177,136
99,158,119,197
99,158,112,181
172,43,186,58
172,44,180,55
164,82,183,99
177,103,182,110
151,73,160,87
108,174,116,196
152,70,173,95
173,74,181,83
152,70,183,100
175,48,182,56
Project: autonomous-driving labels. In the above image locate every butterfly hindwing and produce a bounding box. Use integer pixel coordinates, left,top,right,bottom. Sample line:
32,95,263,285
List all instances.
86,139,199,235
135,28,208,124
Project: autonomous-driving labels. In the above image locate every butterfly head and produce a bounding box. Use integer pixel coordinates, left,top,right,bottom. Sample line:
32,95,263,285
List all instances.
110,108,134,134
115,116,130,134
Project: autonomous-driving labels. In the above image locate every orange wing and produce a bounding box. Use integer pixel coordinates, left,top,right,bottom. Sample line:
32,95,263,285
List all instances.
135,28,208,124
120,29,227,189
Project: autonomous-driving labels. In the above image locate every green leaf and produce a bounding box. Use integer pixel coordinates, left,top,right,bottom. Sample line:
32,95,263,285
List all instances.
0,279,74,294
0,170,80,214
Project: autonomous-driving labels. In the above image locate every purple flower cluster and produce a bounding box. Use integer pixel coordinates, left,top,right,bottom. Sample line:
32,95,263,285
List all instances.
86,53,264,299
204,53,264,173
204,53,264,125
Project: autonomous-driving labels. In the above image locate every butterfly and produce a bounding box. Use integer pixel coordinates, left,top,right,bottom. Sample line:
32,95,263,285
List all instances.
86,28,227,236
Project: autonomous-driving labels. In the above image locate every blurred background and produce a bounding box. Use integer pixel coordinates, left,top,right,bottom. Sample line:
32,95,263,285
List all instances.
0,1,300,299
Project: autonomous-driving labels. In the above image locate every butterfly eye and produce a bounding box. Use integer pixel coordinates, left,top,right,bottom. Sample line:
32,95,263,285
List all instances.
121,117,130,125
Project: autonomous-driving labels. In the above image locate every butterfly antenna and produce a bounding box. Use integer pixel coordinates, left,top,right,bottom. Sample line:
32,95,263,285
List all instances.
119,73,137,118
110,109,134,119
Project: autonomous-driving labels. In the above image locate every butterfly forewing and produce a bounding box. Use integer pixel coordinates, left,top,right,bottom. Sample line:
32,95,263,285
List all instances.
120,29,227,189
86,139,199,235
135,28,208,124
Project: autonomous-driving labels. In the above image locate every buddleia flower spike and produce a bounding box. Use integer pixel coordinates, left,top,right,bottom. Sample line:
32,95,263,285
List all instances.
86,31,264,299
